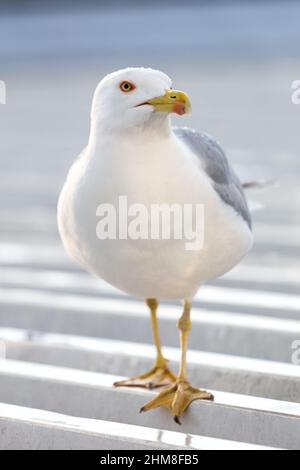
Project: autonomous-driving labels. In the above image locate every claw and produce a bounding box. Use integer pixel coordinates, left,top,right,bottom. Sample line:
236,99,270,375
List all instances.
174,416,181,425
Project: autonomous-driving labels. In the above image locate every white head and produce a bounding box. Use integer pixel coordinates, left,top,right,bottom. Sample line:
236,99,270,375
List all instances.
90,67,191,136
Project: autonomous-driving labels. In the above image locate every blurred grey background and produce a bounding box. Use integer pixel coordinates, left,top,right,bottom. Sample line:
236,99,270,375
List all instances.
0,0,299,279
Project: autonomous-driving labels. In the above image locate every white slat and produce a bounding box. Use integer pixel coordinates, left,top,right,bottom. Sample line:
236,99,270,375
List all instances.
0,288,299,361
0,360,296,449
0,327,300,403
0,403,276,450
1,264,300,317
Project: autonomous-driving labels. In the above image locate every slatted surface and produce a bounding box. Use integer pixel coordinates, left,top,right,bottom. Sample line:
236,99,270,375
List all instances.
1,2,300,451
0,236,300,449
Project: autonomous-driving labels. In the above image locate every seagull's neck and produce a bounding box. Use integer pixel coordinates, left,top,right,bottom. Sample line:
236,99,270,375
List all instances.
89,114,172,151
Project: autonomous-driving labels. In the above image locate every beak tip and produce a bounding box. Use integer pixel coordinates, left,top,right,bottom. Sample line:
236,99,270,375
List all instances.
172,103,192,116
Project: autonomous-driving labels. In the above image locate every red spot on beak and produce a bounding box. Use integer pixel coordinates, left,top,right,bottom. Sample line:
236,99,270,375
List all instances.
172,102,186,115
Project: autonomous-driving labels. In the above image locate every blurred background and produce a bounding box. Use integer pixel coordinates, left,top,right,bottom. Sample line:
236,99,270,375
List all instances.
0,0,300,340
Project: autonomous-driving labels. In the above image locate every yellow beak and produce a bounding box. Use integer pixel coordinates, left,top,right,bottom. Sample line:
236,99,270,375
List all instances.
146,89,191,115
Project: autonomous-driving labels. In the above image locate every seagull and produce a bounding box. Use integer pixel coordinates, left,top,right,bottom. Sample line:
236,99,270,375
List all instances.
58,67,253,424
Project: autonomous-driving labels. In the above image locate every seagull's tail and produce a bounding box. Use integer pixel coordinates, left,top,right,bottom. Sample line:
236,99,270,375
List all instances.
242,179,275,190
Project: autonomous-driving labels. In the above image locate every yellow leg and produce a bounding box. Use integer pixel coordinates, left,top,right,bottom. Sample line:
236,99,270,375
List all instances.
140,300,214,423
114,299,176,389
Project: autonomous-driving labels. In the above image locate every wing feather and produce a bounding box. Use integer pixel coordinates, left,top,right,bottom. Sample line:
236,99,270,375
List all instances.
173,127,252,229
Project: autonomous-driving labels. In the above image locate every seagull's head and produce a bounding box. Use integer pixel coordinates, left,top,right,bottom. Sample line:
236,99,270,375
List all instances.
90,67,191,135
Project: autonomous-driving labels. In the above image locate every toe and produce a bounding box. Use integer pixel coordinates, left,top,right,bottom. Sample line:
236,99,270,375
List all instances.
113,365,176,389
113,379,142,388
198,391,214,401
140,385,177,412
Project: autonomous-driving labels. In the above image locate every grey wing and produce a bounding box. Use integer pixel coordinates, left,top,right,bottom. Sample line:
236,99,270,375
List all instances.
173,127,252,229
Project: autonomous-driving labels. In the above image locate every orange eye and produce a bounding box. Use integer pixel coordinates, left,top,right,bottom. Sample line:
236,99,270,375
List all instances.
119,81,135,93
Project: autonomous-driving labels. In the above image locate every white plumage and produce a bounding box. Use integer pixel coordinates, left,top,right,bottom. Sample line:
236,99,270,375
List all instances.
58,67,253,301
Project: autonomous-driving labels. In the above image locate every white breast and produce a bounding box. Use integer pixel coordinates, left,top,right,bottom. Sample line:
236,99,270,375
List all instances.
58,132,252,300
